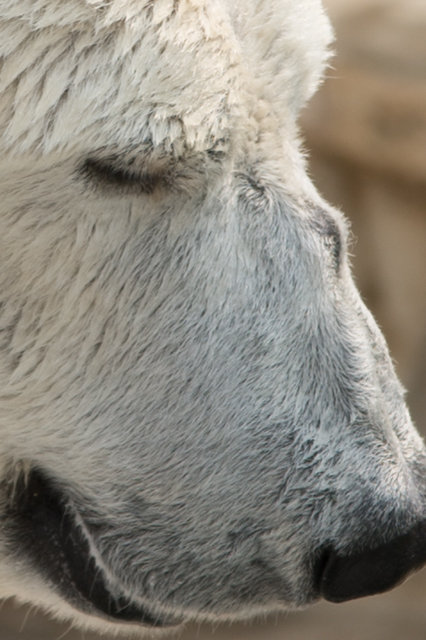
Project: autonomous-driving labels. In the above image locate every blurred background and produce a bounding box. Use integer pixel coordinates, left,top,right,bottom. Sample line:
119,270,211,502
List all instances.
2,0,425,638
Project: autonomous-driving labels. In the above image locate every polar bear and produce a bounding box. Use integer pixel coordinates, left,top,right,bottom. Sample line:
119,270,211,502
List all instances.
0,0,424,636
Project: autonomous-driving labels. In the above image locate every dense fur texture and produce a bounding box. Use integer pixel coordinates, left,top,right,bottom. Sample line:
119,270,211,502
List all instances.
0,0,425,636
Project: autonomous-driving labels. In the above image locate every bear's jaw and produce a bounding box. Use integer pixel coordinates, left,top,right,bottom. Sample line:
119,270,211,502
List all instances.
4,465,181,628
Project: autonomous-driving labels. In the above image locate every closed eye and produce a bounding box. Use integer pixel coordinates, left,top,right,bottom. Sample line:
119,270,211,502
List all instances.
80,157,167,194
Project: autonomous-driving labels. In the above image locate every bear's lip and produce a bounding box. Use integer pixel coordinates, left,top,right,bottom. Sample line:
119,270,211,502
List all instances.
6,466,181,627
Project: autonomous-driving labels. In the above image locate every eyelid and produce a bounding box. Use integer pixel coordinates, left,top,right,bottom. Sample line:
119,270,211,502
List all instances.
81,158,165,194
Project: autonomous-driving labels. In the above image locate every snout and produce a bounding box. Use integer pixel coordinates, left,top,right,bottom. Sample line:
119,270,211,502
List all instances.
318,520,426,602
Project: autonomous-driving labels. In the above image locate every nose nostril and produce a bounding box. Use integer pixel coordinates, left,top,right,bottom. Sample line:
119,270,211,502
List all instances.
319,521,426,603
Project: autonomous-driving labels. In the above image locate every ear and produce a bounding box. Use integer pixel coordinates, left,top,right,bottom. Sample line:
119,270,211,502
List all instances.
230,0,334,118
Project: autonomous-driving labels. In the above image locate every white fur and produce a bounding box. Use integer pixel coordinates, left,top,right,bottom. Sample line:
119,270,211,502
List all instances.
0,1,424,637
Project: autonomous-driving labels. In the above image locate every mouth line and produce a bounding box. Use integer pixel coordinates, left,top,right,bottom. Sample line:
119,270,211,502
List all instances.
6,466,181,627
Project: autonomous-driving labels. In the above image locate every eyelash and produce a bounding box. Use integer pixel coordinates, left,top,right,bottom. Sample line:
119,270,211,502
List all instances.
80,158,164,194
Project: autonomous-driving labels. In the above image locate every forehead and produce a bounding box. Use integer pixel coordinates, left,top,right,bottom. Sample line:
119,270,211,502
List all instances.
0,0,332,157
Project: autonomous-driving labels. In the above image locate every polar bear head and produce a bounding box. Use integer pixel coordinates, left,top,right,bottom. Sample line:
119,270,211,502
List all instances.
0,0,424,636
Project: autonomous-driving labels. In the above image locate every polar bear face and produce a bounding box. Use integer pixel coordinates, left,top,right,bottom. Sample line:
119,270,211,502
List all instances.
0,0,425,636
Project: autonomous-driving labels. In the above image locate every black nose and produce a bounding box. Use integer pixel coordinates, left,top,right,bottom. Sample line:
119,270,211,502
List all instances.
319,520,426,602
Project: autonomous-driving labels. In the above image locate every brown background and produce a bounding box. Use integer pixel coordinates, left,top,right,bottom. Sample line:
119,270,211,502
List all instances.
2,1,425,638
